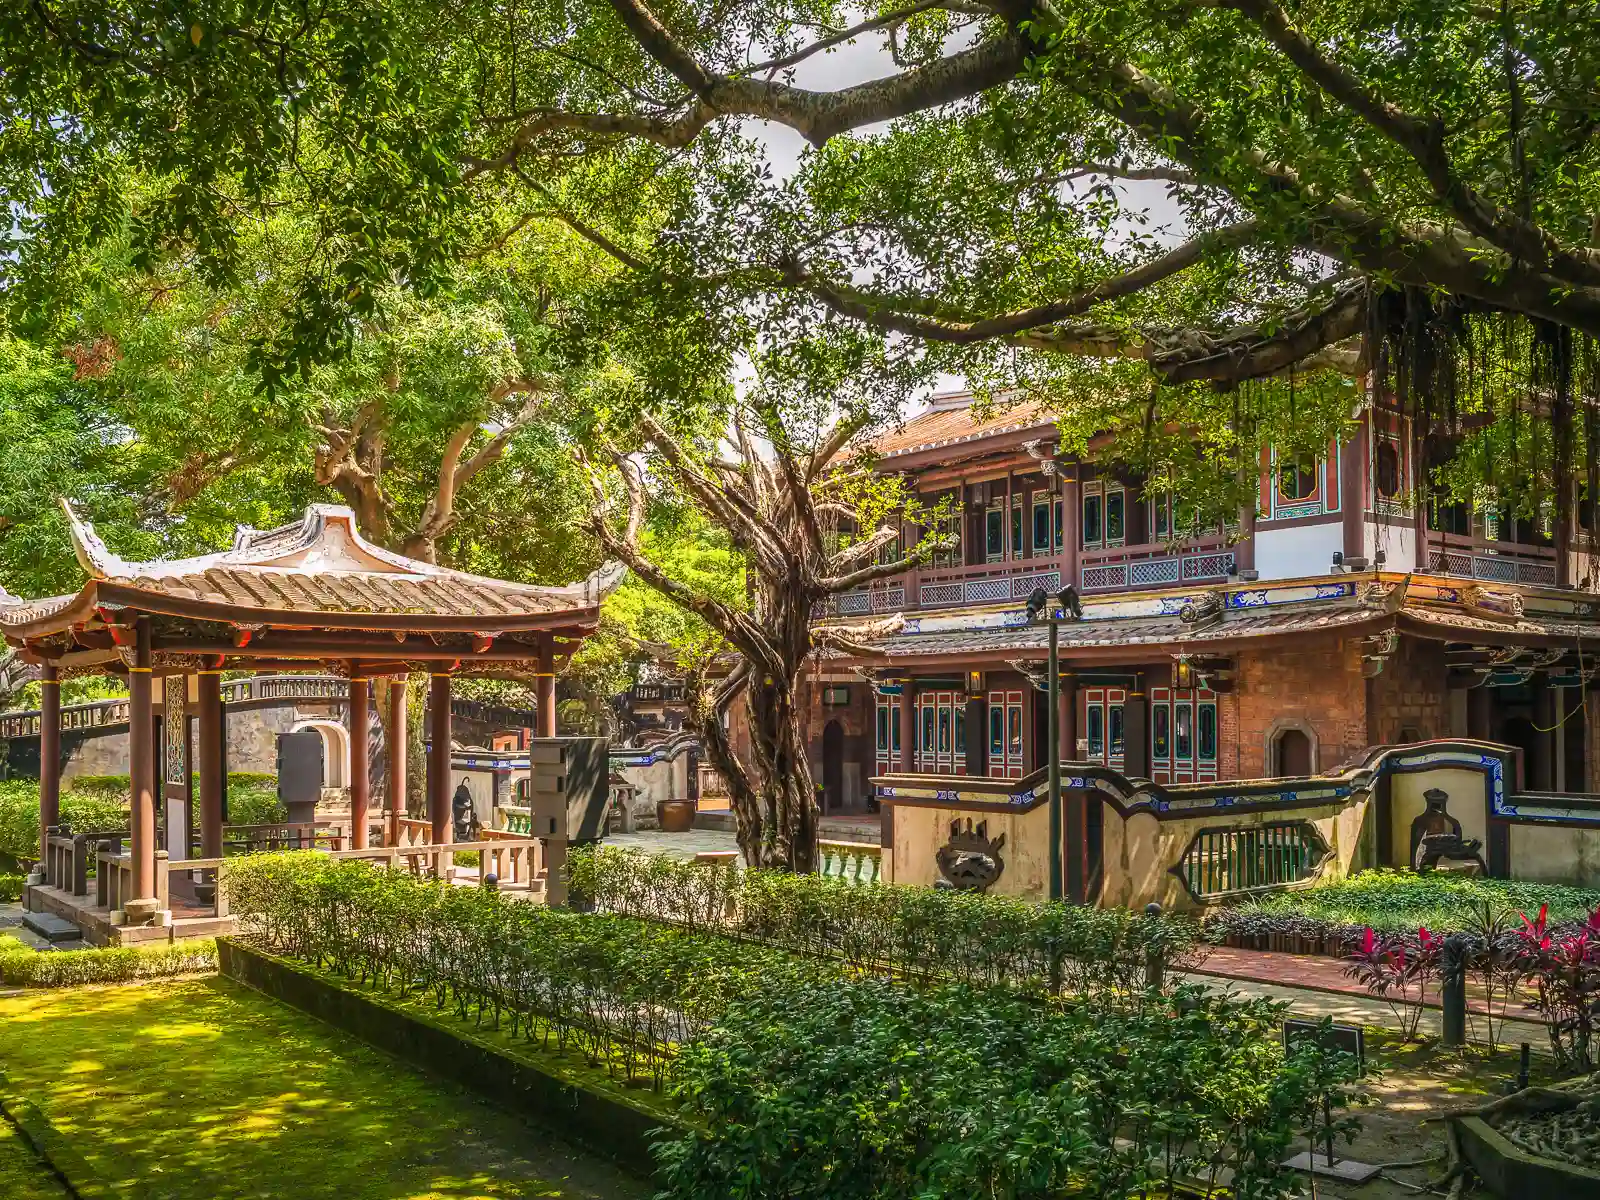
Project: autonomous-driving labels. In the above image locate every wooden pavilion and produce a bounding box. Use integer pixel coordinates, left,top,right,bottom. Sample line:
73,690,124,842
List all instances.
2,502,621,938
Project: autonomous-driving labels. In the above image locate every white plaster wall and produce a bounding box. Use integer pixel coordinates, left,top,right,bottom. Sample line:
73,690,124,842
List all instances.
1365,521,1418,572
1254,522,1346,580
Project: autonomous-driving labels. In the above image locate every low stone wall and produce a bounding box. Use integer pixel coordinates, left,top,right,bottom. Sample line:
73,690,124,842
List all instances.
1456,1115,1600,1198
874,740,1553,909
215,938,677,1175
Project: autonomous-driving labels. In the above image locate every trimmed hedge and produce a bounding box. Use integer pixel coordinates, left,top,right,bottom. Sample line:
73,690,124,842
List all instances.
226,852,1357,1200
0,933,217,988
0,776,288,865
225,853,836,1089
568,845,1205,1004
0,781,129,864
0,873,22,902
1206,870,1600,945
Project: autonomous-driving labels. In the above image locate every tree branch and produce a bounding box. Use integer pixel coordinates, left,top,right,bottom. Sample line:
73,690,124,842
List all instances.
638,411,793,575
741,0,969,77
785,219,1255,343
1056,47,1600,339
1223,0,1600,288
470,28,1029,171
581,451,756,648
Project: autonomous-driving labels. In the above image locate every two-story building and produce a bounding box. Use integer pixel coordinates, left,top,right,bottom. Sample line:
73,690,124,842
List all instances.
768,389,1600,815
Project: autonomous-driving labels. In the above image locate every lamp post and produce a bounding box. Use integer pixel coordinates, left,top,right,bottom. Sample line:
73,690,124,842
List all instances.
1027,584,1082,901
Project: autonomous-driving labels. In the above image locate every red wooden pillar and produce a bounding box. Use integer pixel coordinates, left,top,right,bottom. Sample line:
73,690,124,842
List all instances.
38,663,60,863
1122,670,1149,780
386,678,407,847
428,673,452,844
129,618,157,899
349,672,370,849
197,669,225,859
536,669,556,739
899,680,918,772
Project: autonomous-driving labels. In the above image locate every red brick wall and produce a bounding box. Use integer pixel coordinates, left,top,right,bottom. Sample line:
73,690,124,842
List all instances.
1232,634,1369,778
1366,637,1452,746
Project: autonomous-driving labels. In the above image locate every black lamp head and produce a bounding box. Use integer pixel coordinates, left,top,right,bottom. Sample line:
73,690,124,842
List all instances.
1332,550,1344,568
1058,585,1083,620
1026,585,1048,619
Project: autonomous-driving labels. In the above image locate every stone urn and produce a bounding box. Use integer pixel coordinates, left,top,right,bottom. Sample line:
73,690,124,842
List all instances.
657,798,697,833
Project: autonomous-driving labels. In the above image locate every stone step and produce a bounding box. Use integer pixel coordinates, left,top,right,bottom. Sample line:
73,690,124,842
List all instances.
21,910,83,943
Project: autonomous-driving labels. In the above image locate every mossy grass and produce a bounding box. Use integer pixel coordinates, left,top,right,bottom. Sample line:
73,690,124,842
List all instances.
0,1113,69,1200
0,977,648,1199
251,941,687,1125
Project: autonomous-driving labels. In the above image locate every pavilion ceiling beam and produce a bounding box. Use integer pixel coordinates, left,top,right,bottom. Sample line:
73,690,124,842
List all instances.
149,636,562,662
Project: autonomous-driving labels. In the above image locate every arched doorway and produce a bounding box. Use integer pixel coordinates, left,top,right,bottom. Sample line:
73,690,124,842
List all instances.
1273,728,1313,777
822,720,845,814
289,719,349,788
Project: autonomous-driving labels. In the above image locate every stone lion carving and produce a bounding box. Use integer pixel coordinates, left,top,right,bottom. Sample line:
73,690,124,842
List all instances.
935,818,1007,892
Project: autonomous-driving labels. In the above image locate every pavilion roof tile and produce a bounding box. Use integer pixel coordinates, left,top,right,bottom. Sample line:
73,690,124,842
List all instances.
859,598,1383,658
0,502,626,637
869,398,1056,459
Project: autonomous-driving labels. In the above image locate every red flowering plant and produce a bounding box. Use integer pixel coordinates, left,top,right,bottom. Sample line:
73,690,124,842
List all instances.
1514,905,1600,1071
1343,926,1441,1041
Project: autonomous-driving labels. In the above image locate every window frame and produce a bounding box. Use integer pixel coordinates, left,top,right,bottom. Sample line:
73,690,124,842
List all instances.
1081,481,1126,550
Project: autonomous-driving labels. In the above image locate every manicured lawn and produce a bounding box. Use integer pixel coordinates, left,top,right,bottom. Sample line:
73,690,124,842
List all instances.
0,978,650,1200
0,1117,68,1199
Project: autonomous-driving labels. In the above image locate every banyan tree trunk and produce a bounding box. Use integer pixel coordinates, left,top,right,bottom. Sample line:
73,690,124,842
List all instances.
697,677,820,873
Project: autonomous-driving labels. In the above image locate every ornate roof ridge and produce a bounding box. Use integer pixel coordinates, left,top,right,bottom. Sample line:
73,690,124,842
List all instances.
56,500,627,606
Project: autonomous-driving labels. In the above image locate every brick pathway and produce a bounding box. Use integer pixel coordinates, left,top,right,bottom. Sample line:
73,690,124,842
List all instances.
1192,944,1550,1043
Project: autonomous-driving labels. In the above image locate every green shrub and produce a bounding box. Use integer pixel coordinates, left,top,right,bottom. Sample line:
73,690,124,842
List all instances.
0,780,130,864
227,853,1353,1198
1209,869,1600,940
657,974,1357,1200
568,845,1204,1004
66,774,132,799
225,853,835,1088
0,934,217,987
0,872,22,901
226,780,287,827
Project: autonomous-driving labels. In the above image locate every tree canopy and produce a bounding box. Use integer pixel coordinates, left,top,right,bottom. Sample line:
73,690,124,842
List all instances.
9,0,1599,525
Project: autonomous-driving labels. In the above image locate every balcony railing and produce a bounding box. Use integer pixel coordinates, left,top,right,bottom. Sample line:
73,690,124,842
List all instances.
916,560,1062,609
1079,541,1235,593
630,682,687,704
1425,533,1558,587
813,536,1245,618
821,583,905,617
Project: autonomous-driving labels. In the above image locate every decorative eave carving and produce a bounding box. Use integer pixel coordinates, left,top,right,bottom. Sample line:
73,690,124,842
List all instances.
1461,585,1525,622
1021,438,1060,477
1361,628,1400,677
1178,591,1224,628
1358,579,1405,612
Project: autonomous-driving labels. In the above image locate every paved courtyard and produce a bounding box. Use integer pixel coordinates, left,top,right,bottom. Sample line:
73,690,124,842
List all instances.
604,828,743,861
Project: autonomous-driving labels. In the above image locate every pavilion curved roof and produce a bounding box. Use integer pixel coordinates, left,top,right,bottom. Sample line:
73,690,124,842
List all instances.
0,502,626,644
